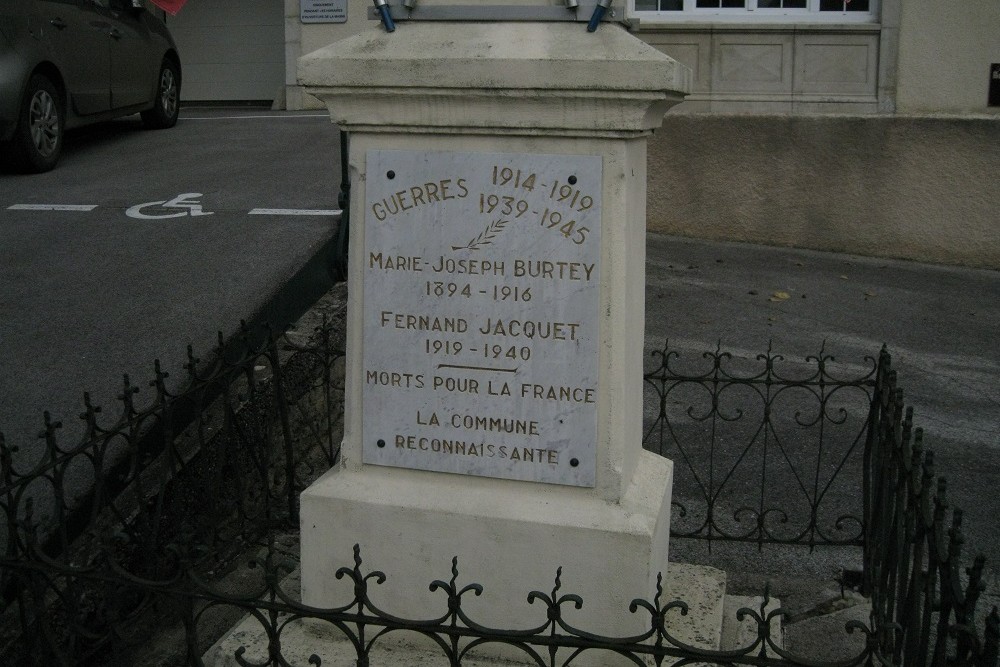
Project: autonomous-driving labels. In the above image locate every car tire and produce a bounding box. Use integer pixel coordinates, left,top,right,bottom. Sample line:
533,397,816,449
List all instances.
141,59,180,130
11,74,63,173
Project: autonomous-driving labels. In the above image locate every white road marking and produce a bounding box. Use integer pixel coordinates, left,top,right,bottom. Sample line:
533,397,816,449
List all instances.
6,203,341,217
181,114,329,120
249,208,342,216
7,204,98,212
126,193,213,219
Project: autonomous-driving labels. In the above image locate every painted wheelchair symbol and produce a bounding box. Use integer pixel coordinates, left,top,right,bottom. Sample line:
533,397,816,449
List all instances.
125,193,214,219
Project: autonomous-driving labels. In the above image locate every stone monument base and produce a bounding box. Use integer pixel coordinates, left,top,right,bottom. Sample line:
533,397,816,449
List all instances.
297,451,673,664
204,558,752,667
287,17,691,667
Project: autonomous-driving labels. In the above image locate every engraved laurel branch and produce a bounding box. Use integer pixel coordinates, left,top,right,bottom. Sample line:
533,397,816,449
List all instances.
451,219,508,252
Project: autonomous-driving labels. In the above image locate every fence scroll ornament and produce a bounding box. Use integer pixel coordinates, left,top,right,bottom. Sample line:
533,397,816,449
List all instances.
642,340,879,549
180,544,838,666
0,327,996,666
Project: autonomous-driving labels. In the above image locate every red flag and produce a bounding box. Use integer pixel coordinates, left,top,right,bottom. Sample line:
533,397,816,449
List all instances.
149,0,188,15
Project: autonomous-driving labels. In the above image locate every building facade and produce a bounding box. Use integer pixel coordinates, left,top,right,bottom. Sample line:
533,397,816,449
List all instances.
162,1,1000,267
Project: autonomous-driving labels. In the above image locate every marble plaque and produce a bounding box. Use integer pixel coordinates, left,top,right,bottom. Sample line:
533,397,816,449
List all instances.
362,149,602,487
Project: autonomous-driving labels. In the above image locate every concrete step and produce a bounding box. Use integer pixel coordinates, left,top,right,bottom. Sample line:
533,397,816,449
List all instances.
782,598,871,661
207,562,734,665
206,561,805,665
204,564,874,666
660,561,728,650
721,594,784,652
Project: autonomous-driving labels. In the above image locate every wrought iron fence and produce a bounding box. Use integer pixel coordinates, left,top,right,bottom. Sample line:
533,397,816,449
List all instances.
865,350,999,667
0,324,995,666
642,340,878,549
0,315,344,663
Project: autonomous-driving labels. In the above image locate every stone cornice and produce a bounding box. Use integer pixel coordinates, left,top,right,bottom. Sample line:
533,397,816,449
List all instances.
299,21,690,136
305,86,685,137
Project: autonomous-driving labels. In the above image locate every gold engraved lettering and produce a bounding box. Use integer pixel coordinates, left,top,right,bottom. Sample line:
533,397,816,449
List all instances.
424,182,441,202
410,186,426,207
430,256,505,276
478,318,579,341
369,252,422,272
439,178,470,201
392,434,559,464
416,411,439,426
396,190,412,212
371,178,469,222
380,311,469,333
366,370,424,389
432,376,479,394
487,381,510,396
513,260,596,281
520,383,596,404
448,413,539,436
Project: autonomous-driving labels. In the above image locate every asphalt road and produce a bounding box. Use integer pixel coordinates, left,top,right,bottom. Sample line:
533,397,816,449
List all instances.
0,108,342,461
644,235,1000,613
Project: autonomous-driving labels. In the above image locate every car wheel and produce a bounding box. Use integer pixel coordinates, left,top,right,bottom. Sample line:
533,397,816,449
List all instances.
11,74,63,173
141,59,180,130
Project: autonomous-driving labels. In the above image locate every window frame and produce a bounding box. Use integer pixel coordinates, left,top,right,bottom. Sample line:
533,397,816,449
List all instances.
627,0,879,24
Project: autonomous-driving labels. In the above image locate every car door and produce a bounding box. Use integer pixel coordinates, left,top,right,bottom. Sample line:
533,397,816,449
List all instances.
33,0,111,115
101,0,158,109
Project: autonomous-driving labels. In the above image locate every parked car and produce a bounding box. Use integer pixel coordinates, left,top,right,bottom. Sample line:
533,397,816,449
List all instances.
0,0,181,172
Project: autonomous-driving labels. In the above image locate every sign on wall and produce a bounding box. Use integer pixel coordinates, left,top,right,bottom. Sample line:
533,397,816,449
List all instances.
362,149,602,487
300,0,347,23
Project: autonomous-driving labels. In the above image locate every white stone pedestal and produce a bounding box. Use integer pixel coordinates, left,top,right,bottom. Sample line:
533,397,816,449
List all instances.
297,20,689,665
